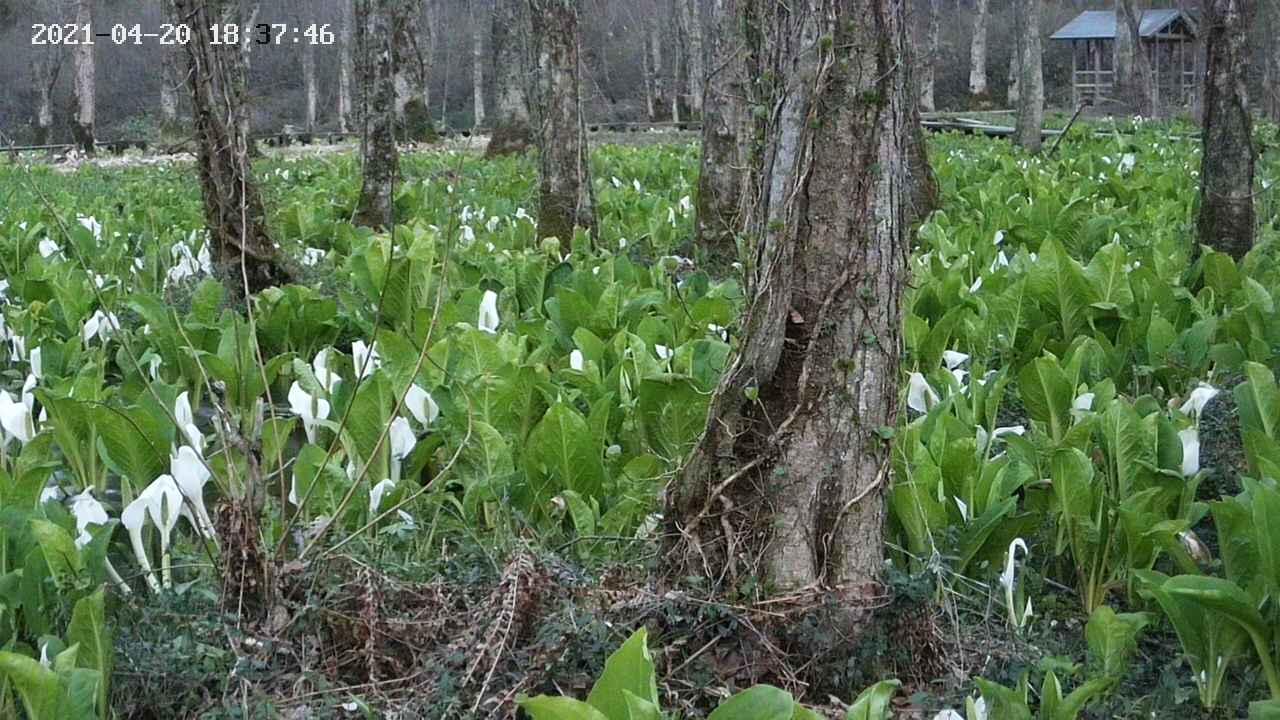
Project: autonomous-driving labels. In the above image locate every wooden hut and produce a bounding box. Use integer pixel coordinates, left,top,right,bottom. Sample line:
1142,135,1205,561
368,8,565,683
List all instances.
1050,9,1198,110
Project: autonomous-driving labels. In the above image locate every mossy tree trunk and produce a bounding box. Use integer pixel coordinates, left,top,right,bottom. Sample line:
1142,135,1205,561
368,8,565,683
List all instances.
665,0,921,594
530,0,596,243
1198,0,1256,259
1013,0,1044,153
174,0,289,293
486,0,535,157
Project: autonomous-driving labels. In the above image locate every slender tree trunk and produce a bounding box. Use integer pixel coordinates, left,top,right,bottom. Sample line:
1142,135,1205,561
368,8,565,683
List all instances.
695,0,755,268
173,0,288,293
160,45,181,129
530,0,595,242
303,41,318,132
472,0,487,126
918,0,939,111
486,0,534,156
30,47,61,146
969,0,990,98
1007,47,1020,105
1198,0,1256,258
72,0,96,154
666,0,919,594
339,0,354,133
356,0,408,227
678,0,705,117
648,23,668,121
1013,0,1043,152
1115,0,1155,115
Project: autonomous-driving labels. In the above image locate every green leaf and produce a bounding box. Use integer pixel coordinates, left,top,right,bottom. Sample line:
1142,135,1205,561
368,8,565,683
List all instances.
0,651,61,720
587,629,659,718
518,695,611,720
1018,355,1073,441
29,519,83,591
66,589,111,719
526,402,605,501
92,405,168,486
1236,362,1280,444
707,685,797,720
844,679,900,720
1085,605,1149,681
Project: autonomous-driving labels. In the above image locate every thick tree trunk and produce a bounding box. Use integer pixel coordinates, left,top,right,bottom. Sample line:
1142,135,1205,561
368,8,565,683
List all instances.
472,0,487,126
1264,2,1280,123
1198,0,1256,259
918,0,939,111
678,0,705,116
486,0,534,156
530,0,596,242
339,0,354,133
695,0,755,268
160,45,181,129
648,24,668,121
1013,0,1043,152
237,1,261,146
72,0,96,154
174,0,289,293
1007,47,1019,106
30,49,61,147
303,41,318,132
969,0,990,98
1115,0,1155,115
666,0,918,593
356,0,408,228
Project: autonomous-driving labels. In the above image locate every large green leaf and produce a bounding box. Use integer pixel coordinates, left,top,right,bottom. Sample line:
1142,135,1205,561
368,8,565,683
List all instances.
91,405,167,486
1085,605,1149,681
29,519,83,592
1018,356,1073,441
1236,362,1280,445
0,651,61,720
525,402,605,501
706,685,797,720
586,629,659,719
844,679,900,720
518,696,611,720
66,589,111,719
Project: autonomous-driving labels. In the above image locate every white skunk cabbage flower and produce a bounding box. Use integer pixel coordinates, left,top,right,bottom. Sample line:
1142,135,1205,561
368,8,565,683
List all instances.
171,445,215,539
369,478,396,515
1000,538,1032,630
478,290,500,334
389,417,416,484
1179,529,1212,564
0,390,36,444
173,391,203,454
1180,383,1219,422
288,382,330,444
906,373,940,414
121,499,160,593
569,349,584,372
403,385,440,429
1179,427,1200,477
82,310,120,344
352,340,381,379
77,215,102,240
968,276,983,293
655,344,674,361
942,350,970,370
68,488,132,593
301,247,326,267
313,349,342,393
10,334,25,362
140,474,184,589
993,230,1005,246
1072,392,1095,418
29,347,42,380
38,238,61,259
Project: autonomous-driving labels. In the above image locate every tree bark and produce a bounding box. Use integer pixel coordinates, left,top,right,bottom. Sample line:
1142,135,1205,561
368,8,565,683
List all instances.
472,0,487,126
1007,45,1019,106
303,40,318,132
918,0,939,112
160,44,181,129
678,0,705,117
1115,0,1155,115
695,0,756,268
173,0,289,294
1264,1,1280,123
1013,0,1043,153
339,0,355,133
71,0,96,154
530,0,596,242
1198,0,1256,259
356,0,409,227
969,0,990,98
486,0,535,156
647,22,668,121
666,0,919,593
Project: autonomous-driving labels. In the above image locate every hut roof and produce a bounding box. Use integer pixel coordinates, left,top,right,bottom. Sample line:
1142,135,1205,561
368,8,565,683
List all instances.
1050,9,1196,41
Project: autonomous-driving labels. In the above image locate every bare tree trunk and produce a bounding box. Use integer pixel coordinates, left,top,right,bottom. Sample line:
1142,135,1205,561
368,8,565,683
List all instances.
486,0,534,156
648,23,668,121
969,0,990,98
356,0,409,227
530,0,595,242
173,0,288,293
339,0,354,133
678,0,705,117
71,0,96,154
666,0,918,594
1264,1,1280,123
471,0,487,126
1198,0,1256,258
237,0,261,146
1115,0,1155,115
1007,47,1020,105
1013,0,1043,152
160,45,181,129
695,0,755,267
303,41,318,132
919,0,939,111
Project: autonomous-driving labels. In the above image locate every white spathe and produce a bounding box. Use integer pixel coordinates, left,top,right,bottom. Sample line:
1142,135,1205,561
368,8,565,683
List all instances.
0,390,36,443
29,347,42,380
907,373,940,413
288,381,330,444
68,488,110,549
171,445,216,539
370,478,396,515
313,349,342,393
478,291,500,334
404,384,440,428
1073,392,1095,411
569,349,584,372
1180,383,1219,421
942,350,970,370
352,340,381,378
1179,427,1200,477
389,417,416,461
